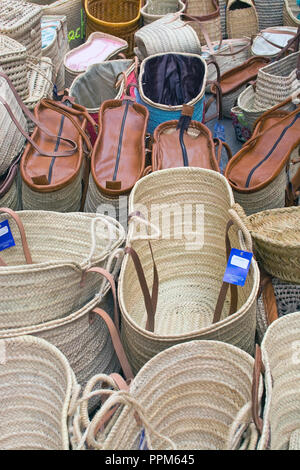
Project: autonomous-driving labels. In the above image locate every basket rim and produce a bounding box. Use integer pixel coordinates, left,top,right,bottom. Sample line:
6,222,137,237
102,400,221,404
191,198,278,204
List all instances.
84,0,142,27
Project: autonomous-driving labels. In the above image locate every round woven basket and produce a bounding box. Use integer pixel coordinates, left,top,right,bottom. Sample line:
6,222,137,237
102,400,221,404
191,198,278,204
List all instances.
119,168,260,374
84,0,142,57
259,312,300,449
0,210,125,329
283,0,300,27
141,0,185,25
184,0,222,45
243,206,300,284
226,0,259,40
134,13,201,61
70,340,263,450
0,335,78,450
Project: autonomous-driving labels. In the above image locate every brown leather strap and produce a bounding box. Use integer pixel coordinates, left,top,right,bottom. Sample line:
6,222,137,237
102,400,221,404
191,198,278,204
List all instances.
81,266,119,331
0,208,33,266
80,152,91,211
260,272,278,325
205,79,223,122
91,307,134,380
252,344,264,435
213,220,238,324
214,138,232,166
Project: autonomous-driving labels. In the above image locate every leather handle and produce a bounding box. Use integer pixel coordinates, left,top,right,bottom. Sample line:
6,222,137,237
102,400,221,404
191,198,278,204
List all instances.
214,138,232,166
205,80,223,122
251,344,264,435
0,208,33,266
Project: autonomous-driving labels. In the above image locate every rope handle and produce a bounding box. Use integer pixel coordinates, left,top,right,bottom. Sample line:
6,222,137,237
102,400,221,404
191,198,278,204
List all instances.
0,208,33,266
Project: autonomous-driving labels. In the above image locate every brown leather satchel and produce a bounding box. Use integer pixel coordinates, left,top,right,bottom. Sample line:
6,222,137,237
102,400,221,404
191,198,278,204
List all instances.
150,105,231,172
90,98,149,197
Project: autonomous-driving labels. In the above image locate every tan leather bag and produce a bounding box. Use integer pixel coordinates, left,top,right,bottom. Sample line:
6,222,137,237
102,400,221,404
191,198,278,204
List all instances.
150,105,231,172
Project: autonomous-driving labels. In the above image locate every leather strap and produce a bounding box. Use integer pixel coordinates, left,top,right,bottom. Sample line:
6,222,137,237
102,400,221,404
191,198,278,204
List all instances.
251,344,264,435
214,138,232,166
0,208,33,266
205,80,223,122
213,220,238,324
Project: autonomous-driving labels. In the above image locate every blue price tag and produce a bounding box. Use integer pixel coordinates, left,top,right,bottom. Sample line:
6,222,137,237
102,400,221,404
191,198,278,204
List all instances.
0,220,15,252
138,429,148,450
223,248,253,287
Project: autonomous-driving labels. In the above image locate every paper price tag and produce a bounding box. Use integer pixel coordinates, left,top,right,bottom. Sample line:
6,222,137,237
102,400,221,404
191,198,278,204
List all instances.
223,248,253,287
0,220,15,252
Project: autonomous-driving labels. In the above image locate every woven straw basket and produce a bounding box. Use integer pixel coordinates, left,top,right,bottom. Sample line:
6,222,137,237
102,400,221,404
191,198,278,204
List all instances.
0,178,20,212
219,0,227,38
141,0,185,25
84,0,142,57
27,0,85,50
70,340,263,450
0,256,126,412
0,73,27,177
119,168,260,374
255,0,284,29
258,312,300,449
0,0,42,59
283,0,300,27
134,13,201,61
136,52,206,134
242,206,300,284
226,0,258,40
237,85,269,131
184,0,222,45
0,335,78,450
0,209,125,329
253,51,300,111
0,36,28,100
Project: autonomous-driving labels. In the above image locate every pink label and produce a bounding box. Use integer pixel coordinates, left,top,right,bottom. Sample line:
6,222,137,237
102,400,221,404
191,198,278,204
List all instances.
65,38,124,71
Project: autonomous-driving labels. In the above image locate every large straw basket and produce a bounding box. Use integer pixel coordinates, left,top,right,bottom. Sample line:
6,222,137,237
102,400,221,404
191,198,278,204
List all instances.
255,0,284,29
0,36,28,100
119,168,260,374
26,0,85,49
283,0,300,27
134,13,201,61
0,335,78,450
226,0,259,40
243,206,300,284
237,85,269,132
258,312,300,449
84,0,142,57
70,341,263,450
141,0,185,25
184,0,222,45
0,209,125,329
0,0,42,59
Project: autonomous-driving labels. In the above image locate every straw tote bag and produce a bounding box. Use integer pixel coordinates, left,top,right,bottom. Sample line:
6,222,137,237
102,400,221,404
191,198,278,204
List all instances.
0,261,134,413
226,0,259,40
0,335,79,450
182,0,222,45
255,312,300,449
27,0,85,49
119,168,260,374
0,208,125,329
69,341,263,450
283,0,300,27
255,0,284,30
141,0,186,25
134,13,201,61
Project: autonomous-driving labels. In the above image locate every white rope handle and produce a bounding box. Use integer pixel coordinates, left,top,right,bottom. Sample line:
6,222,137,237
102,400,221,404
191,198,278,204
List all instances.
228,207,253,253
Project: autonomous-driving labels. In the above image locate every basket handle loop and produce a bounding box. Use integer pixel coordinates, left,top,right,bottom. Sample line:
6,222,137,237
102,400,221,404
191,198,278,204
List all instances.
0,208,33,266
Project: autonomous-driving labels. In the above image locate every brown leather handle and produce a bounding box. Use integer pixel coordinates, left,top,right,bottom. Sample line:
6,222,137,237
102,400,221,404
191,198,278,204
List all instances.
214,138,232,166
251,344,264,435
205,80,223,122
213,219,238,324
0,208,33,266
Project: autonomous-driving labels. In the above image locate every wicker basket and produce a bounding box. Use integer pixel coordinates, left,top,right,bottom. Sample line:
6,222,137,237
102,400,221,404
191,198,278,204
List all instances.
141,0,185,25
254,51,300,111
226,0,259,40
219,0,227,38
184,0,222,45
64,32,128,89
26,0,85,50
119,168,260,374
258,312,300,449
0,36,28,100
255,0,284,29
84,0,142,57
136,52,206,134
70,340,263,450
283,0,300,27
0,209,125,329
0,335,78,450
237,86,269,131
0,0,42,59
135,13,201,61
243,206,300,284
